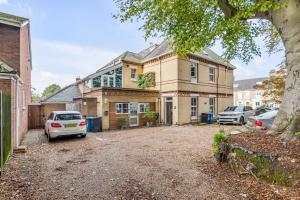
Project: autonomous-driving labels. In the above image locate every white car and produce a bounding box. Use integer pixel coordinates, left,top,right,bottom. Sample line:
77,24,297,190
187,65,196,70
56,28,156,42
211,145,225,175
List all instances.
45,111,87,141
217,106,254,125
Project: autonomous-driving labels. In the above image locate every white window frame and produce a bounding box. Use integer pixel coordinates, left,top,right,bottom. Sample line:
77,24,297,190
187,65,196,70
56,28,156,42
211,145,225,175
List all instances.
191,97,198,120
190,61,198,83
115,103,129,114
138,103,150,113
209,66,216,83
102,75,115,87
209,96,216,115
130,68,137,81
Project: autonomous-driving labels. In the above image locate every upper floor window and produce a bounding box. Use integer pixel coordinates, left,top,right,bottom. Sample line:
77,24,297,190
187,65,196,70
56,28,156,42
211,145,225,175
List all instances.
209,67,216,83
131,68,137,80
191,62,198,83
256,90,261,98
244,91,251,99
237,92,243,100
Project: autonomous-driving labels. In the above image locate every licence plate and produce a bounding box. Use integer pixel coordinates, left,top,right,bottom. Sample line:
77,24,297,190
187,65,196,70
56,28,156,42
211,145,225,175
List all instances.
65,123,77,128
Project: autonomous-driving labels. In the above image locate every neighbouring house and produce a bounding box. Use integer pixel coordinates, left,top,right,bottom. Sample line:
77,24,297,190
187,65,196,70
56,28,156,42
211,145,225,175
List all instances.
234,77,280,109
0,12,32,148
39,82,82,120
74,40,235,130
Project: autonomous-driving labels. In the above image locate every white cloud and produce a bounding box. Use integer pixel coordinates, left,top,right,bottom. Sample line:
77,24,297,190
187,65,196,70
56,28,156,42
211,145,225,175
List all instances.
233,64,255,80
31,39,121,93
0,0,8,4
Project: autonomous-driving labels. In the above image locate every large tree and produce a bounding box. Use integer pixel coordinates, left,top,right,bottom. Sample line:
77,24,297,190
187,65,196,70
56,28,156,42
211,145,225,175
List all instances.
255,66,286,105
42,84,61,99
114,0,300,140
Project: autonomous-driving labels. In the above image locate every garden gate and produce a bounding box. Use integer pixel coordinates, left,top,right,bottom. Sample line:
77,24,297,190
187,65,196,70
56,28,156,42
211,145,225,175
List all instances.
0,91,11,172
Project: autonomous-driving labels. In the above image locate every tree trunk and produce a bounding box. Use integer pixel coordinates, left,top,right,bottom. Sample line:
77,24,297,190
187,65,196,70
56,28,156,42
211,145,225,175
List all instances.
269,0,300,140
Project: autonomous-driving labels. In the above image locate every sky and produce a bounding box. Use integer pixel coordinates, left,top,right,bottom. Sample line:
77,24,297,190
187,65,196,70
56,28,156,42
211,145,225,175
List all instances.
0,0,285,94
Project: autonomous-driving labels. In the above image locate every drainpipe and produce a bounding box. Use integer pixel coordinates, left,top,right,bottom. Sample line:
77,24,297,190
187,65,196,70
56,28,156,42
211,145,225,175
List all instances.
159,58,162,123
217,66,220,115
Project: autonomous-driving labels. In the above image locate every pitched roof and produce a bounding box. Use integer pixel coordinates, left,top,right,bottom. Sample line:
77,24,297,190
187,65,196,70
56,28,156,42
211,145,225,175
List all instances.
0,12,29,27
234,77,268,91
40,84,82,104
84,40,236,81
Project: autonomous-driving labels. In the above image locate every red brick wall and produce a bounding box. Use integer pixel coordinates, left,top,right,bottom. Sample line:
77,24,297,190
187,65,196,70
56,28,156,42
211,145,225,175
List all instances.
0,24,20,72
109,102,156,129
19,24,31,140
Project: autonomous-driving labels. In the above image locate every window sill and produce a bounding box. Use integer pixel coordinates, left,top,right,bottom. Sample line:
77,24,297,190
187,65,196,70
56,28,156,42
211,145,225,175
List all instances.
131,78,137,82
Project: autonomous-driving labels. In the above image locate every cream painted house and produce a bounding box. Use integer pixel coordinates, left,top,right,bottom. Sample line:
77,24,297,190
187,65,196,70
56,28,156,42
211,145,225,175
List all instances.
74,40,235,130
234,77,280,109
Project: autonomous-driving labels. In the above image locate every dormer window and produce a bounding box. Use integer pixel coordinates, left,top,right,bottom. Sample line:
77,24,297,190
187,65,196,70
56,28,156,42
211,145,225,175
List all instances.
131,68,137,80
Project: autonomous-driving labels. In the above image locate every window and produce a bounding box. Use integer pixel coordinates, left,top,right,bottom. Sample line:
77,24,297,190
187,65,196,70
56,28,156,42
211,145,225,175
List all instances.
92,76,101,88
139,103,150,113
191,97,198,120
115,103,129,114
54,114,82,121
131,68,137,80
209,67,216,82
209,97,216,114
115,67,122,88
244,91,251,99
255,101,261,107
237,92,242,100
256,90,261,98
102,76,108,87
191,62,198,83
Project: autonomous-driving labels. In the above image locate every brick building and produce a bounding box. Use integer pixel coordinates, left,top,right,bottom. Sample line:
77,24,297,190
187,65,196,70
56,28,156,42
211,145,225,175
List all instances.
0,12,32,148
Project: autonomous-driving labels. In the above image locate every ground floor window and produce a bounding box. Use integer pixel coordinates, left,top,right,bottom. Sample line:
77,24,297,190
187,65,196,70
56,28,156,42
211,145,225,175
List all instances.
191,97,198,120
139,103,150,113
209,97,216,114
255,101,261,107
115,103,129,114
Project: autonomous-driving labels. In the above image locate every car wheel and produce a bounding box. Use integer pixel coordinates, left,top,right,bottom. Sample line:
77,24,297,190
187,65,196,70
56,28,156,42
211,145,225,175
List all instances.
81,134,87,138
48,132,53,142
239,116,245,125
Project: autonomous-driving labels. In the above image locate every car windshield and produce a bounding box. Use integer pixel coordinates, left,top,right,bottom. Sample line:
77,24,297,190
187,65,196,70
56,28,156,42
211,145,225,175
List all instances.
54,114,82,121
224,106,243,112
255,108,270,116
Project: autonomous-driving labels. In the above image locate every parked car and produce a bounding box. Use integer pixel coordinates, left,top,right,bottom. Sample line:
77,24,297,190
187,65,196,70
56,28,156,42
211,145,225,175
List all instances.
45,111,87,141
245,110,278,130
217,106,254,125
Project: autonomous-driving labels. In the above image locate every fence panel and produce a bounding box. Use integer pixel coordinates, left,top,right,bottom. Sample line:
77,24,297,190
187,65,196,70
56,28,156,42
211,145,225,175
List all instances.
0,91,11,170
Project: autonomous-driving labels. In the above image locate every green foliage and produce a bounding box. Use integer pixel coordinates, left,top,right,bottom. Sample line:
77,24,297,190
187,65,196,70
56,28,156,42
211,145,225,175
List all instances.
114,0,286,63
255,65,286,104
31,87,41,103
213,131,225,144
137,72,155,89
42,84,61,98
234,149,292,187
295,132,300,137
212,131,225,155
117,117,128,124
143,110,156,122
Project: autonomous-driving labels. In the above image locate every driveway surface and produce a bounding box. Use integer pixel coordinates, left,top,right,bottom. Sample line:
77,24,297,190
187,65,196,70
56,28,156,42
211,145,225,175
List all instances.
0,125,289,200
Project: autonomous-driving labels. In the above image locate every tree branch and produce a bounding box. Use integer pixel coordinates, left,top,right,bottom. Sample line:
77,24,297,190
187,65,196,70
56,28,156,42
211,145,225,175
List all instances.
217,0,269,20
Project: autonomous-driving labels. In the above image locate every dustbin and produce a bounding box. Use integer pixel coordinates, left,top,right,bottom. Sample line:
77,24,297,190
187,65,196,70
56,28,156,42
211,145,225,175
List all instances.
86,117,102,132
201,112,214,124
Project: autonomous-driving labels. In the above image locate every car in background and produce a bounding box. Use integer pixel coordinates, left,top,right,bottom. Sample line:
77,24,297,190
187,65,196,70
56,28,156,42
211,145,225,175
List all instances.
245,110,278,130
45,111,87,141
217,106,254,125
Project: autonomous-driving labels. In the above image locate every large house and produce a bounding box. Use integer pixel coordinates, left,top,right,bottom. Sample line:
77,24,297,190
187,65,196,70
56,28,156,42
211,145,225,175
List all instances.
43,40,235,130
0,13,32,148
234,77,279,109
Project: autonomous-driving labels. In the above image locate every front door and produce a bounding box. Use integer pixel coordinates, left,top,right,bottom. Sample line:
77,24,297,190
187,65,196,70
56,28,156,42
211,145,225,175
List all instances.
165,97,173,125
129,103,138,127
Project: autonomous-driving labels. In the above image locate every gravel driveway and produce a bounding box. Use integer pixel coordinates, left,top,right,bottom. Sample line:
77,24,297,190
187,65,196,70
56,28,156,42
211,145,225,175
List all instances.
0,125,276,200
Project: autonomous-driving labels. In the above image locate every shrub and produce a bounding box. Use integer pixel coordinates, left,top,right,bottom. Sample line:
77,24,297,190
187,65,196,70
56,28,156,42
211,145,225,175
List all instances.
117,118,128,124
143,110,156,122
213,131,225,144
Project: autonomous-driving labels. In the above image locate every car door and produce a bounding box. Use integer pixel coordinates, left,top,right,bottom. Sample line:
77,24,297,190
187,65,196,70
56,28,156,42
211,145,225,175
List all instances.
244,106,254,120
